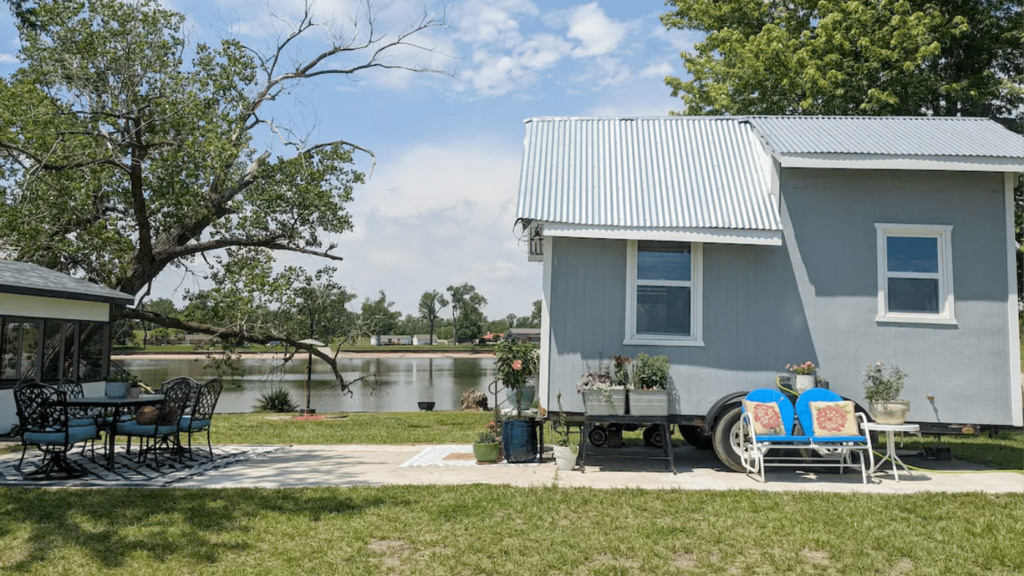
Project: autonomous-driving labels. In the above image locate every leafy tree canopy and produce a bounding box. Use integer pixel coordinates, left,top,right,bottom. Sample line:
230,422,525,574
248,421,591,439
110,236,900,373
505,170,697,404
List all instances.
661,0,1023,126
0,0,448,388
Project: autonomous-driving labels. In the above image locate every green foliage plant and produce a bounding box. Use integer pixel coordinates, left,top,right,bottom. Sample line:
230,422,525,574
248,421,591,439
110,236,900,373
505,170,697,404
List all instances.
495,339,538,416
253,387,299,413
554,392,577,452
632,353,670,390
612,355,631,388
863,362,907,402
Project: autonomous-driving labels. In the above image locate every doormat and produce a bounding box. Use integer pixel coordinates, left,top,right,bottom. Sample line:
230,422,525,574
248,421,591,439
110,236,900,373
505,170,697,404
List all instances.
399,445,540,467
0,445,282,488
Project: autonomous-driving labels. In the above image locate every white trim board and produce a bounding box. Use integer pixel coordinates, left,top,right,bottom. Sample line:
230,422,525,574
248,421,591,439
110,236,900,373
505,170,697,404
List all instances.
539,235,553,412
1005,173,1023,427
543,223,782,246
779,153,1024,172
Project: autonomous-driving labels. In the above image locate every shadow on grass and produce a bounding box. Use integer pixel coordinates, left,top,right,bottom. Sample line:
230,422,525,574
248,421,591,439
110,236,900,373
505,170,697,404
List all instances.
0,488,398,571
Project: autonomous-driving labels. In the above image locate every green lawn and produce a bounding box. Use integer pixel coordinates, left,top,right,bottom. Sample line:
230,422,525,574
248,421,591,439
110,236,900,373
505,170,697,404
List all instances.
0,487,1019,575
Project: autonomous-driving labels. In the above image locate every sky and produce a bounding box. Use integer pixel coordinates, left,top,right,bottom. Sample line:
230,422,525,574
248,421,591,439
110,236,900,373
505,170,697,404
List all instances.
0,0,700,321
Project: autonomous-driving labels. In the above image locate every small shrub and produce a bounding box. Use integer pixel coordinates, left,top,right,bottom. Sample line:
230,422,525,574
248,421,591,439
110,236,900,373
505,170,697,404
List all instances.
253,387,299,413
864,362,906,402
633,353,670,390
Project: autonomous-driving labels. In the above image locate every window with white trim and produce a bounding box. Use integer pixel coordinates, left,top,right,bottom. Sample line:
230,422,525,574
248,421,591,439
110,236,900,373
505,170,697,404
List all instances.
625,240,704,346
875,224,955,325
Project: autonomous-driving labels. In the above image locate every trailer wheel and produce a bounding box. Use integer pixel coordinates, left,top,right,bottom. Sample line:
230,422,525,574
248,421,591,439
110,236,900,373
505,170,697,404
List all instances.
642,425,664,448
711,405,746,472
589,425,609,447
679,425,713,450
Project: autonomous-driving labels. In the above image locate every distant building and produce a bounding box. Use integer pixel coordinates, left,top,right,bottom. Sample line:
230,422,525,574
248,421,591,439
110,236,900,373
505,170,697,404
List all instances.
412,334,437,346
370,335,413,346
506,328,541,343
482,332,504,342
184,333,215,346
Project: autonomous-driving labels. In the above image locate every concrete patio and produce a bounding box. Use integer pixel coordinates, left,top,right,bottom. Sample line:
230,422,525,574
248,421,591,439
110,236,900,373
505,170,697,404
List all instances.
171,444,1022,494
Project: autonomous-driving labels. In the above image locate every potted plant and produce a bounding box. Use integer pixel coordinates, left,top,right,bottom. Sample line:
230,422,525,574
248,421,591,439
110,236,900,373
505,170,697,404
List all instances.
786,361,818,393
552,393,578,471
577,360,626,415
629,353,671,415
495,339,539,416
864,362,910,424
473,420,501,463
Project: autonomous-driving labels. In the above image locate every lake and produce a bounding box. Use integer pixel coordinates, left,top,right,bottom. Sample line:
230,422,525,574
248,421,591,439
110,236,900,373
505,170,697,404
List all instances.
117,355,498,413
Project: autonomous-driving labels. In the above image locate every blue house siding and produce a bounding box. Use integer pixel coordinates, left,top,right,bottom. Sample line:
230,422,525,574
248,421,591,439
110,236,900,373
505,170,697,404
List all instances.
546,169,1017,426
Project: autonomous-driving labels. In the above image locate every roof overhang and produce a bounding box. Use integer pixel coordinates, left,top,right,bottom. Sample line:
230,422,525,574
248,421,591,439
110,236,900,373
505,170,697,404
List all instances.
0,285,134,306
777,153,1024,172
542,222,782,246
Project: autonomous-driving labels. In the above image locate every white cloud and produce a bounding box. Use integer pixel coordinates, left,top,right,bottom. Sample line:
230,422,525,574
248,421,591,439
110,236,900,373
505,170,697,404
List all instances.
452,0,538,47
639,62,674,78
464,33,571,96
565,2,627,58
0,53,16,64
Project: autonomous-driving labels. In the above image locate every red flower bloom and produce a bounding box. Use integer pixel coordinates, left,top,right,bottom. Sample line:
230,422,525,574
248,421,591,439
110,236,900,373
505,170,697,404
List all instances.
511,359,523,371
815,404,849,433
752,404,782,431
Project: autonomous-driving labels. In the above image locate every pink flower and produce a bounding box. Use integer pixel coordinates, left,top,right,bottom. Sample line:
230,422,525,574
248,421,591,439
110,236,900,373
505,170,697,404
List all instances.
512,359,523,371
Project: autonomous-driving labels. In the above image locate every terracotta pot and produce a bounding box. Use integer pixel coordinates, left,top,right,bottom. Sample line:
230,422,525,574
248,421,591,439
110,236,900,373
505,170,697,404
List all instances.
870,400,911,424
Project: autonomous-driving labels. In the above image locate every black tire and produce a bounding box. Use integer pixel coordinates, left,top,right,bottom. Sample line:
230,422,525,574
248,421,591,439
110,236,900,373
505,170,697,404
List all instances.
679,425,713,450
642,425,664,448
589,425,609,447
711,405,746,473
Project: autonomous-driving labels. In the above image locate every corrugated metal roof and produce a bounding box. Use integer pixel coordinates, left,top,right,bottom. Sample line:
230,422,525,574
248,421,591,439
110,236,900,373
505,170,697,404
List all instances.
516,117,780,231
748,116,1024,158
0,260,135,305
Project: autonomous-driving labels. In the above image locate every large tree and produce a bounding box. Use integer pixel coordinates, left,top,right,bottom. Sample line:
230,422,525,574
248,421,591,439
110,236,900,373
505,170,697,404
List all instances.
661,0,1023,126
417,290,448,344
446,283,487,343
0,0,449,388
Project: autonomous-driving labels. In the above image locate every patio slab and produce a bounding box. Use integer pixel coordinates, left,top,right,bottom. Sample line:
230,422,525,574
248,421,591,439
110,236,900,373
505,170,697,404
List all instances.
172,444,1024,494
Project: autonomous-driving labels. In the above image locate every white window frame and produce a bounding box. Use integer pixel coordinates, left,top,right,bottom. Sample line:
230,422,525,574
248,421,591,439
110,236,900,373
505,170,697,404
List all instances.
875,223,955,325
624,240,704,347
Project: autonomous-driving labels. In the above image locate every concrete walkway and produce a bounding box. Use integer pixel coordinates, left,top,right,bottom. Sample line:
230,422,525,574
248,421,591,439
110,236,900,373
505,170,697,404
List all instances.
175,444,1024,494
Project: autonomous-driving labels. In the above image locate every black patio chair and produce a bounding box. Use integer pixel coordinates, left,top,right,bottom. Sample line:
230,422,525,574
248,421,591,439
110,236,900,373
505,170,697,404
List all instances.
125,377,199,456
116,379,192,468
54,379,102,458
178,378,223,460
13,381,97,479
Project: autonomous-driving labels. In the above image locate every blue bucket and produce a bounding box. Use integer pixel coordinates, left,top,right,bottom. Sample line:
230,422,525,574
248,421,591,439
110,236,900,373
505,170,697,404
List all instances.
502,419,537,463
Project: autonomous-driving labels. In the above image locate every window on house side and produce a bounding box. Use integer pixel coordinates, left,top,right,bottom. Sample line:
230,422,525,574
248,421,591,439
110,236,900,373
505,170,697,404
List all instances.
876,224,955,325
625,240,704,346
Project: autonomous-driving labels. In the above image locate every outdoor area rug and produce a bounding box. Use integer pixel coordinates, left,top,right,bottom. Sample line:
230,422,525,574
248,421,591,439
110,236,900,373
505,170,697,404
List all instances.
0,445,282,487
399,445,541,467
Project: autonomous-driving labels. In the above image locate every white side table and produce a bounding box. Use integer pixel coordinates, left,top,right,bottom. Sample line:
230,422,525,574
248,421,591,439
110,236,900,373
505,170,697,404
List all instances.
863,422,920,482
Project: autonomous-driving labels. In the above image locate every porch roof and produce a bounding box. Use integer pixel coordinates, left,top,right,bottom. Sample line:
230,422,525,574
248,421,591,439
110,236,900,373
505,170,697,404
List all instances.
0,260,135,306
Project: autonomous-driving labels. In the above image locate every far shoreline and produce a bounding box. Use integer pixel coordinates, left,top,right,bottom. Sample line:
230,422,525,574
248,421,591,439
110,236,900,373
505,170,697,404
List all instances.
112,349,495,361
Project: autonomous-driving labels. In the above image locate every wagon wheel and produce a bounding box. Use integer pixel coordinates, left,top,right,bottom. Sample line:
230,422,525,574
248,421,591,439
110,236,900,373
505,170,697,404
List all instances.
589,425,609,447
642,425,664,448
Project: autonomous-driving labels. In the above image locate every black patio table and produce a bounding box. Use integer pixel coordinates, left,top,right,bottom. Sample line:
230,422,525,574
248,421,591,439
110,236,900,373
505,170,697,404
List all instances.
63,395,165,470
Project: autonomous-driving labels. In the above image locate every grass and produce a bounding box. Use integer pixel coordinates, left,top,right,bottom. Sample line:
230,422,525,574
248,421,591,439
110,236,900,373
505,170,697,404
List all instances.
892,430,1024,471
0,486,1020,575
212,411,494,445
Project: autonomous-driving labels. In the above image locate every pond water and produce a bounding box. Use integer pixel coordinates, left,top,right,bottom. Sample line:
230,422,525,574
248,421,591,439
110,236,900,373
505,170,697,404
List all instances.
118,356,497,413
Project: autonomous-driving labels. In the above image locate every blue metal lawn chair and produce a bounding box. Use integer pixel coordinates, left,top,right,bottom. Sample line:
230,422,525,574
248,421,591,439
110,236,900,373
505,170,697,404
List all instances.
794,388,874,484
739,388,810,481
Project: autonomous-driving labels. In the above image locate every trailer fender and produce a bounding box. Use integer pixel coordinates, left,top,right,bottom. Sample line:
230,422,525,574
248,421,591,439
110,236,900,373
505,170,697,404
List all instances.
704,392,749,435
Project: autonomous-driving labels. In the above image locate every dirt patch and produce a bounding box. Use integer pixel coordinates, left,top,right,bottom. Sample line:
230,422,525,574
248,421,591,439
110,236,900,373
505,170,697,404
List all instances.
442,453,477,461
888,557,914,576
672,552,696,568
367,539,413,554
800,549,831,565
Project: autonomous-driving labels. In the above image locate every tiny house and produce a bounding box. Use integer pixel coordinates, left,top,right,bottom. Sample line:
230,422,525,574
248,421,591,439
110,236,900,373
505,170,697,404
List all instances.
516,116,1024,470
0,260,135,434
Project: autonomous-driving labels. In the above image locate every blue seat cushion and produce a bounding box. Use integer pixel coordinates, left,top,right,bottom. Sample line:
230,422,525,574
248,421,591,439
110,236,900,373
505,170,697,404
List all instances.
756,435,811,443
25,425,99,446
117,421,178,437
69,417,97,427
808,435,868,444
101,415,135,424
179,416,212,431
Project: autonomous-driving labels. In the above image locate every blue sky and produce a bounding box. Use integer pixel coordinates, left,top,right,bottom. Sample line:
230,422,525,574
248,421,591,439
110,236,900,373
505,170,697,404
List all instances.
0,0,699,320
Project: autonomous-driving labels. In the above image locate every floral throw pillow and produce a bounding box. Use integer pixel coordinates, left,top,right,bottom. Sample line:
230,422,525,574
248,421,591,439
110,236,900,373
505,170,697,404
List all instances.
742,400,785,436
809,401,860,437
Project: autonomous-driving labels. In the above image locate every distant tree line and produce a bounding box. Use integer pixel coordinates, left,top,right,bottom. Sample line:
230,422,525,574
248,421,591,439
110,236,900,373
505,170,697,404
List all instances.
125,285,541,346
